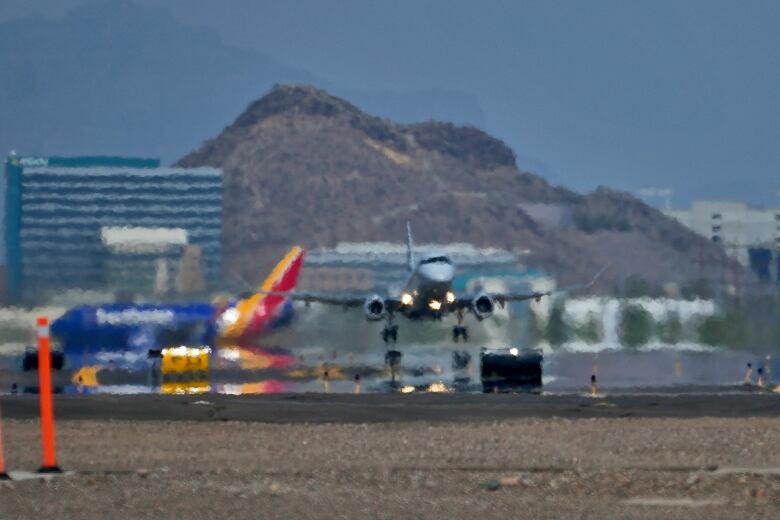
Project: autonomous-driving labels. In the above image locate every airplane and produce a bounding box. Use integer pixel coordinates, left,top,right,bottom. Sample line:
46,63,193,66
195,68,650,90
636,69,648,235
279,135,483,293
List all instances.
47,247,305,368
263,223,605,346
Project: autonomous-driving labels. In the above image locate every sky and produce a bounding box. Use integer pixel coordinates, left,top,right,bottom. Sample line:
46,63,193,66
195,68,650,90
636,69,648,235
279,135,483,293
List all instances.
2,0,779,207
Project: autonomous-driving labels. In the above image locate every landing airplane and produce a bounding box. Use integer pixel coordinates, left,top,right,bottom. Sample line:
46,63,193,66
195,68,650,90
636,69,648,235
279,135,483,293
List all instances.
49,247,305,366
265,224,605,344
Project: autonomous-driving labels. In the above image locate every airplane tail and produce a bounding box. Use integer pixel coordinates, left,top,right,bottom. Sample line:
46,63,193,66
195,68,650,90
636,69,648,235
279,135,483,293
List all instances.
406,221,415,272
260,246,305,294
218,246,305,340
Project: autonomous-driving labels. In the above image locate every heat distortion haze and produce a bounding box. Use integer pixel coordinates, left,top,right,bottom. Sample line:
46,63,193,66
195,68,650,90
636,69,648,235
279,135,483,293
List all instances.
0,2,779,519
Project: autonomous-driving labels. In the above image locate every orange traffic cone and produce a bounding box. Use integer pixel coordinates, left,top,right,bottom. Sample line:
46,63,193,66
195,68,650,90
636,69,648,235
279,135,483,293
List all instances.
0,403,10,480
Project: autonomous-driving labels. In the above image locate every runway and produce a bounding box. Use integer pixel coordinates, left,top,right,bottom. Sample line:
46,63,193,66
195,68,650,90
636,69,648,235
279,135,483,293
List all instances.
2,389,779,423
2,407,779,519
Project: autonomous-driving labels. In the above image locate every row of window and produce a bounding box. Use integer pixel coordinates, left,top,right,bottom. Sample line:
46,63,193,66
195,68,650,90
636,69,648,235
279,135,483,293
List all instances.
711,213,780,221
712,235,780,244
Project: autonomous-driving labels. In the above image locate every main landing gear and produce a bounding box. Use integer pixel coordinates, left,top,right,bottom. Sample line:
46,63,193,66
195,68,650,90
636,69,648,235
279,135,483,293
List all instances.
452,310,469,343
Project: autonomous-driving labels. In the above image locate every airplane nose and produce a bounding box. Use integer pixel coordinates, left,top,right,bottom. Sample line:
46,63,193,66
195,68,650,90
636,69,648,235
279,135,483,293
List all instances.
419,263,454,282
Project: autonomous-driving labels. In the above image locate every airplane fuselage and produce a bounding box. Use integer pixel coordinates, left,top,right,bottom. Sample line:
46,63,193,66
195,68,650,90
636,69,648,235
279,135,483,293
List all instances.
398,256,456,320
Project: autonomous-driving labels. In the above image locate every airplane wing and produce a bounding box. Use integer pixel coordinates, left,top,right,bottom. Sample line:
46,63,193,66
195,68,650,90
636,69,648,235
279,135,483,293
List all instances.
472,264,609,307
259,290,368,307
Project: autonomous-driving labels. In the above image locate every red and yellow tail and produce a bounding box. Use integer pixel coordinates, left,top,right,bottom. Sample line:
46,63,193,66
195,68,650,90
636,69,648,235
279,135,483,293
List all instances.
219,246,305,341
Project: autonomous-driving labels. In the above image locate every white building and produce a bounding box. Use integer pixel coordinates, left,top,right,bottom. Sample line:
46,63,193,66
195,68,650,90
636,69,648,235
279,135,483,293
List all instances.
664,200,780,281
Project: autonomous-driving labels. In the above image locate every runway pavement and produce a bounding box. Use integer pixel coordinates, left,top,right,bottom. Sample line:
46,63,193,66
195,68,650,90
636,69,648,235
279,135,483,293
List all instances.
2,389,779,423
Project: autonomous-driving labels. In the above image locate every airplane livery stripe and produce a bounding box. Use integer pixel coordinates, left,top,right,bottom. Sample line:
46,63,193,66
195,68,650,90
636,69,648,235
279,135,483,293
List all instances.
223,247,303,338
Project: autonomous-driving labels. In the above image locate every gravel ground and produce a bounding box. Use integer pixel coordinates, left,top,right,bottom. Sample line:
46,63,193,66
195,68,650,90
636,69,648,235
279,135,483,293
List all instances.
1,417,779,519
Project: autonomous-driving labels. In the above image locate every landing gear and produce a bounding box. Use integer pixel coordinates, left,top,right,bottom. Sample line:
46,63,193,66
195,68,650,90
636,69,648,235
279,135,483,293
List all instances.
385,349,403,384
452,326,469,342
452,310,469,342
381,313,402,385
381,324,398,343
22,347,64,372
382,313,398,344
451,350,472,371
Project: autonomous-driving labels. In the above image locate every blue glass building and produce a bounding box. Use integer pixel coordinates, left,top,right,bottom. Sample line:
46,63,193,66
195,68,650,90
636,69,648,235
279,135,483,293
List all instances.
3,155,222,304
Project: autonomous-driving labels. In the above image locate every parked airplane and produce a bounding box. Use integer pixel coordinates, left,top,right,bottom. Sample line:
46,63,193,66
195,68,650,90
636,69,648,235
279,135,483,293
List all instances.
48,247,305,365
264,224,604,345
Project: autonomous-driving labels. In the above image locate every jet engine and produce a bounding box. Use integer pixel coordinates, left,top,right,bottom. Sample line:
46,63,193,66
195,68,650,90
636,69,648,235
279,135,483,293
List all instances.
471,293,495,320
363,295,387,321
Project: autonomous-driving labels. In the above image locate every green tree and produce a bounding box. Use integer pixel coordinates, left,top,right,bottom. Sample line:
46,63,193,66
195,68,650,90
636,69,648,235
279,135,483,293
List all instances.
697,311,748,348
619,304,655,347
545,301,570,347
573,312,602,344
657,312,683,344
523,307,545,347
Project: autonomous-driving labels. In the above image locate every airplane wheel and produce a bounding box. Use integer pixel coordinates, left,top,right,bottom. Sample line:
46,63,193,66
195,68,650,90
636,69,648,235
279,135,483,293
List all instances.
22,350,64,371
22,350,35,372
451,350,471,371
382,325,399,343
385,349,402,383
385,349,402,368
452,326,468,343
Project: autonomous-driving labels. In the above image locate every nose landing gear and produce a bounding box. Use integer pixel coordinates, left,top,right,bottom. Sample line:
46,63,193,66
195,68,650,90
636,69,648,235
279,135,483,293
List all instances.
381,313,398,343
381,324,398,343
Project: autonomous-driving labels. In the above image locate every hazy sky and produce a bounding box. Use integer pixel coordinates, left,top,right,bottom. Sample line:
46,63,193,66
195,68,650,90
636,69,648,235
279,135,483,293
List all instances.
2,0,780,207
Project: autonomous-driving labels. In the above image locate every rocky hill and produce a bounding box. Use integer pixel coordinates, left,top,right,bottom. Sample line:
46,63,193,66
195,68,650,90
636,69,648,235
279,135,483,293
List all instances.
178,85,746,291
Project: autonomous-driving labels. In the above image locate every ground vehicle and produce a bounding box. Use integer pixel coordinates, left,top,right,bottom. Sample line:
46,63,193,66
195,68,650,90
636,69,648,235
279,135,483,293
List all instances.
480,347,543,393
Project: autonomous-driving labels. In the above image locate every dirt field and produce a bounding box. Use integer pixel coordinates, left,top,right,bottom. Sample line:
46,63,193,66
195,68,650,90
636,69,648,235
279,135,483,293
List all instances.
1,414,779,519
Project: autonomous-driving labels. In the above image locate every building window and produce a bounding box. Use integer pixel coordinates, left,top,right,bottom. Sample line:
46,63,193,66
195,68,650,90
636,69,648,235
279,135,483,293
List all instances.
712,225,721,233
712,213,722,220
711,235,720,243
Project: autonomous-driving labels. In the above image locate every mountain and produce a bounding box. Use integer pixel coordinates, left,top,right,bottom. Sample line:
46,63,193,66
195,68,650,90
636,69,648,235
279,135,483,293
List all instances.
178,84,747,291
0,1,311,162
0,1,486,163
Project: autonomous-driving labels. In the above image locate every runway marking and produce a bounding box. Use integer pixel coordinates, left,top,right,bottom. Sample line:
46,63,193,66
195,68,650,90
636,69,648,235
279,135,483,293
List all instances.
710,466,780,476
5,470,76,481
622,497,726,507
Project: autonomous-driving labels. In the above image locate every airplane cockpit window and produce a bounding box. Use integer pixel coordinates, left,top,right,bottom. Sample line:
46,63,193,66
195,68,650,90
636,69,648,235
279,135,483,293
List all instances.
420,256,452,265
